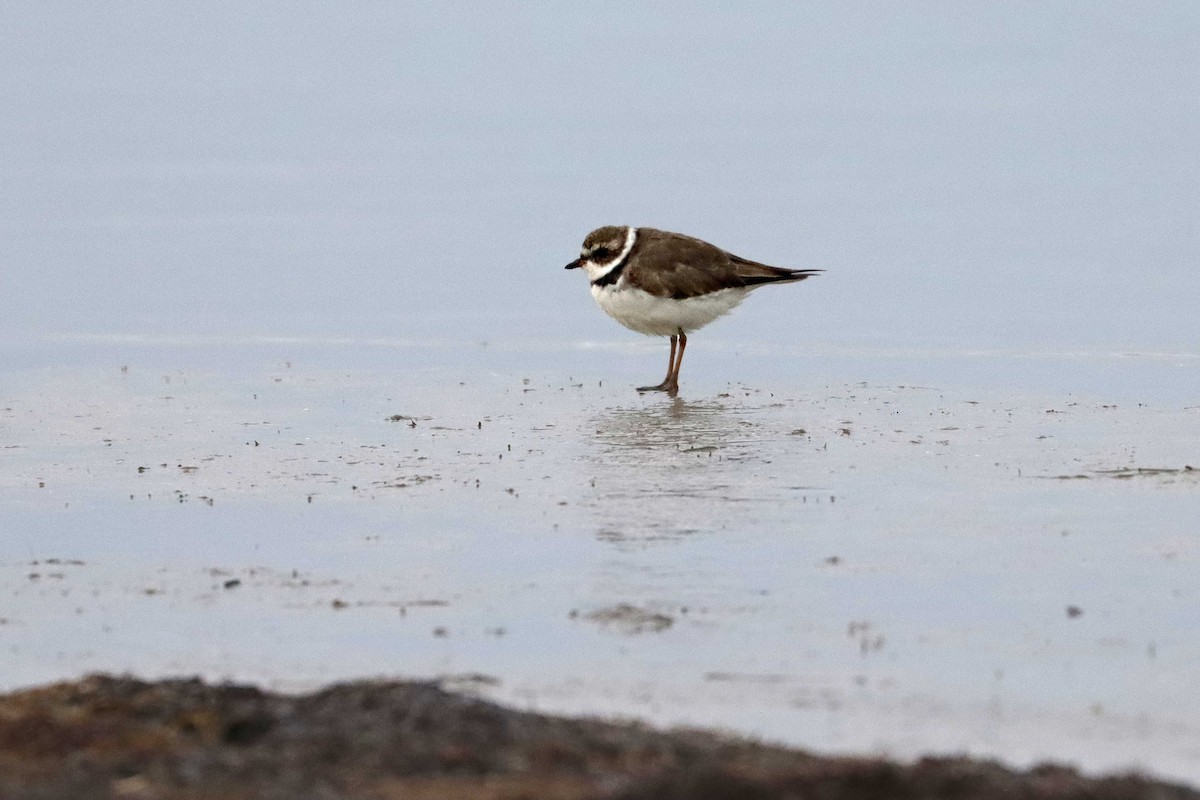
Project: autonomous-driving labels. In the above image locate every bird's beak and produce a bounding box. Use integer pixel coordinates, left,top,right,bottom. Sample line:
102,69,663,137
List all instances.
564,258,584,270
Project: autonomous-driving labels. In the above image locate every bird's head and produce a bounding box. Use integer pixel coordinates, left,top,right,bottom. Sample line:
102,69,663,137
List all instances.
564,226,636,282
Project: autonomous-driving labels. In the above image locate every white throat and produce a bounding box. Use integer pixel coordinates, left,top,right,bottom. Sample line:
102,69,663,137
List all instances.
582,226,638,284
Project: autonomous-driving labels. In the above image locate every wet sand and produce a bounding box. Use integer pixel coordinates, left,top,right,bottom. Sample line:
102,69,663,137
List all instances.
2,339,1198,789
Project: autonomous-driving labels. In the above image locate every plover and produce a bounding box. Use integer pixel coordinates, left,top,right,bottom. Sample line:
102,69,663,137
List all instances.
565,226,820,395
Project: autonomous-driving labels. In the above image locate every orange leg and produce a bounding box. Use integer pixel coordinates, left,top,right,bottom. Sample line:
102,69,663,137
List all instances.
637,334,678,393
666,331,687,396
638,331,687,395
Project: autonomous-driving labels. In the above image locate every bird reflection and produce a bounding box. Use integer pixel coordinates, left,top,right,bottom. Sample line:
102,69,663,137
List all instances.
580,397,776,544
592,397,743,451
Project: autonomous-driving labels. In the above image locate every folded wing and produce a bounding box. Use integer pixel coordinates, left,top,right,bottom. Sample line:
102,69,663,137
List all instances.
625,228,821,299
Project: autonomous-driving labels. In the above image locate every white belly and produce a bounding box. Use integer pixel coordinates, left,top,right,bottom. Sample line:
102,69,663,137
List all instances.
591,284,748,336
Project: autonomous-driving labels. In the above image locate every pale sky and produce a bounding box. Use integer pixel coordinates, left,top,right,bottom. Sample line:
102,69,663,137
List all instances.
2,2,1196,351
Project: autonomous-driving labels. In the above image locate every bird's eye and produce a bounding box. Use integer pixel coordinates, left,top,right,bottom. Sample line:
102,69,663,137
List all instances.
593,247,611,260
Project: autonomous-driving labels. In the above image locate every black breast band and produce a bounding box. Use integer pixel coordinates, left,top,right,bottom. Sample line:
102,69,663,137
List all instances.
590,259,628,288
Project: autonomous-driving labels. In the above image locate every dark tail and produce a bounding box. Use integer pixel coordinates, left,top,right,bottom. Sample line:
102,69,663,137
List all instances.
740,267,823,287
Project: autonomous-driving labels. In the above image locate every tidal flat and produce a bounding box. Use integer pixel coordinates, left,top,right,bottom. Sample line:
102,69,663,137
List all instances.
2,339,1198,789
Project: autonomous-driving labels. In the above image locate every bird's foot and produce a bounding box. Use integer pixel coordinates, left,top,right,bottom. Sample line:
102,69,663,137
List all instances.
637,380,679,396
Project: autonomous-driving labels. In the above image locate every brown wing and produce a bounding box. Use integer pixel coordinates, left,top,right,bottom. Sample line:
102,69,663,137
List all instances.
624,228,820,299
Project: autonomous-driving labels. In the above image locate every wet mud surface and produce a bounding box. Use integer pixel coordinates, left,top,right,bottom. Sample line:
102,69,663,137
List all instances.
2,674,1196,800
2,342,1199,787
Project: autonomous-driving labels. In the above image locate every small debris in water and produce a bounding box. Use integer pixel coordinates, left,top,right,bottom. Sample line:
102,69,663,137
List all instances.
581,604,674,634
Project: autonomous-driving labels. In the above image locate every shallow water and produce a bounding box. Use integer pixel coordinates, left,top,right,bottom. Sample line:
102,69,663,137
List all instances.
2,338,1198,782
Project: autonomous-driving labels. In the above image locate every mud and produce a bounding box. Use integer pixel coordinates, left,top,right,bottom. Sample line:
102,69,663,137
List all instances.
1,674,1195,800
2,341,1199,786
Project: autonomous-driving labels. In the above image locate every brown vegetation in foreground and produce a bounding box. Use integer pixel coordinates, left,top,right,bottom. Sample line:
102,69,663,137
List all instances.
0,675,1194,800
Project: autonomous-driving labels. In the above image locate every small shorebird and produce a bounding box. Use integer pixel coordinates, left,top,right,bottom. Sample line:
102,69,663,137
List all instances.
565,226,820,395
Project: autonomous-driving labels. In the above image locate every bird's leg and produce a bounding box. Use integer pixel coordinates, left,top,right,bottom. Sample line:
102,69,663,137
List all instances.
637,335,677,392
665,331,686,396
